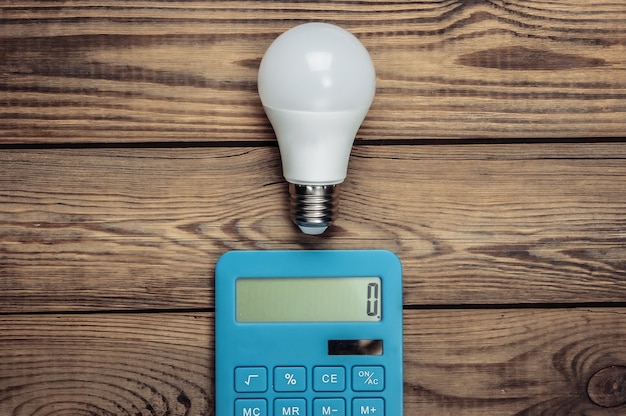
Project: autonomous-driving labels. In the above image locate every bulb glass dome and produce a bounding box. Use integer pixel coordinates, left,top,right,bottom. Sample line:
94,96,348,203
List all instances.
258,23,375,112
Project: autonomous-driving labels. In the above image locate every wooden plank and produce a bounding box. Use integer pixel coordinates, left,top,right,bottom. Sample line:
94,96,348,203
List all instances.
1,1,625,143
403,308,626,415
1,144,625,312
0,313,213,416
1,309,626,415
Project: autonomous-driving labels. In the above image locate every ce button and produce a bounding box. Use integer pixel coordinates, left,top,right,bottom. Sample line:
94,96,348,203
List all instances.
313,366,346,392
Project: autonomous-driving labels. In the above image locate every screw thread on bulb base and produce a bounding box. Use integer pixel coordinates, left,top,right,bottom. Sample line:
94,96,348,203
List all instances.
288,183,340,235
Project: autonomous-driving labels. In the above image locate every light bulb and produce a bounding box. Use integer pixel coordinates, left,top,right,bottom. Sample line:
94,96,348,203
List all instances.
258,22,376,235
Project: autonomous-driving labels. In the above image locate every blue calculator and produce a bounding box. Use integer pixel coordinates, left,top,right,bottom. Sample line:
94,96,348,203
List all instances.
215,250,403,416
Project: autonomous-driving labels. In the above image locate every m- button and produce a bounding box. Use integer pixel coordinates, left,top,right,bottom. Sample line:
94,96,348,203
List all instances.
313,366,345,392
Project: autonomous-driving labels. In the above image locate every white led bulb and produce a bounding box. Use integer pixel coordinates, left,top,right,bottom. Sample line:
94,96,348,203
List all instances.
258,22,376,235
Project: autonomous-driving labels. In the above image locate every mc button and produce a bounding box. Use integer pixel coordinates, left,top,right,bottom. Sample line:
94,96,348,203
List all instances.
313,366,345,392
235,399,266,416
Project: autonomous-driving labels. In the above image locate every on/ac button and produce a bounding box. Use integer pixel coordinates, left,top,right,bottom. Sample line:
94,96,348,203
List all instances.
352,366,385,391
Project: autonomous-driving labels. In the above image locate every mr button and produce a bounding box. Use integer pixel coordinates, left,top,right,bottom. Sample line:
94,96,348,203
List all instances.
313,366,346,391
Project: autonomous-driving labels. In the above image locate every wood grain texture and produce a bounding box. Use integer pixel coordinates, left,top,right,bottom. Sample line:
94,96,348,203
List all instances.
404,308,626,415
0,313,213,416
2,0,625,143
2,309,626,415
2,2,626,414
588,366,626,408
1,143,625,312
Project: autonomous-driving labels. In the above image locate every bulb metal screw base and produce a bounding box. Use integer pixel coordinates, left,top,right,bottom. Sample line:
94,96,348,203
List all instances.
288,183,340,235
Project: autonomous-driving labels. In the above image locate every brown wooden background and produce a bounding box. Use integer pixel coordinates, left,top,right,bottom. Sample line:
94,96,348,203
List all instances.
1,1,626,415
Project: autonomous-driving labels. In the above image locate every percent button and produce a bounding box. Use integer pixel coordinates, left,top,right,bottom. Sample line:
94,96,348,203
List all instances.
352,366,384,391
274,366,306,392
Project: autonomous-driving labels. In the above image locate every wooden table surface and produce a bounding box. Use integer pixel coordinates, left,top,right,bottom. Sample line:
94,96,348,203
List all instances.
1,1,626,415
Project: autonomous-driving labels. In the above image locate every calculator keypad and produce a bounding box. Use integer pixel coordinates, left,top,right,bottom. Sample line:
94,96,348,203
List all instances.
234,365,385,416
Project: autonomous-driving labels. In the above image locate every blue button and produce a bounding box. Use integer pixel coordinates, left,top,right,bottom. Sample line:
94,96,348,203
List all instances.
313,366,345,392
235,367,267,392
314,398,344,416
352,366,384,391
275,398,306,416
274,367,306,392
353,398,384,415
235,399,267,416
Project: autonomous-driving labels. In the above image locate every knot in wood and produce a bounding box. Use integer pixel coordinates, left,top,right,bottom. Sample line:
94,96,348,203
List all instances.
587,366,626,408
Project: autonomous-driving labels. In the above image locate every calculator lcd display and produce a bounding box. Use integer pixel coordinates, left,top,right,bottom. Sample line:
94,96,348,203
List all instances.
236,277,382,322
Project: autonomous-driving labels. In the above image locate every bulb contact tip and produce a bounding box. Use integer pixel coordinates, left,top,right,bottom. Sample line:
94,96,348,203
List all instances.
288,183,340,235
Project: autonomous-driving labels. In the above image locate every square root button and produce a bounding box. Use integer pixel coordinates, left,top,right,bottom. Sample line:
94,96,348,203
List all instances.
352,366,384,391
235,367,267,392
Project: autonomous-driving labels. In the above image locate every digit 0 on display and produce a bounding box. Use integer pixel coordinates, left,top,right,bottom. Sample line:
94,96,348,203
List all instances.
367,282,380,317
215,250,403,416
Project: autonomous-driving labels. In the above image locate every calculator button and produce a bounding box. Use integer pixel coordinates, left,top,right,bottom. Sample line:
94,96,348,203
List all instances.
274,367,306,392
313,367,345,392
235,367,267,393
275,398,306,416
353,398,384,416
313,398,344,416
235,399,266,416
352,366,384,391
